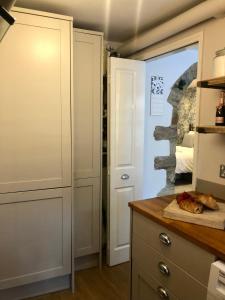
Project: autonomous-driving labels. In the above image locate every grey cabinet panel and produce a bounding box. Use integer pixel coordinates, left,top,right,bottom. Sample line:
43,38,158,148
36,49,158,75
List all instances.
133,211,214,285
132,262,178,300
73,29,103,262
0,11,72,193
131,211,215,300
74,178,100,257
133,234,207,300
73,30,102,179
0,188,71,289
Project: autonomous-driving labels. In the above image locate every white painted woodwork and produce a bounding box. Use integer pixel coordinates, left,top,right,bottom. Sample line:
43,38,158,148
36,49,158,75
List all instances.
108,57,145,266
73,29,102,179
74,178,100,257
0,11,72,193
0,188,71,290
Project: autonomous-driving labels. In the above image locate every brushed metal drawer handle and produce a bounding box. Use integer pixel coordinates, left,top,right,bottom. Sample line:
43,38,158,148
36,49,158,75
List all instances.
159,233,171,246
158,262,170,276
157,286,170,299
121,173,130,180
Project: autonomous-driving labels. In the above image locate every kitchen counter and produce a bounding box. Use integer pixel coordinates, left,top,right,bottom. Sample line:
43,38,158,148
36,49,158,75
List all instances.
129,193,225,261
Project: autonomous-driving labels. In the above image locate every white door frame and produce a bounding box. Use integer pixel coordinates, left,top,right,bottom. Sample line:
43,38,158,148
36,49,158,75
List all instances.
129,32,204,191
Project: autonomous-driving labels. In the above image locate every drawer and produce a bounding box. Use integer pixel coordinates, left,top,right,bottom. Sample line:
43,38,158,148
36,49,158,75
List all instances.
133,211,215,285
133,234,207,300
132,261,178,300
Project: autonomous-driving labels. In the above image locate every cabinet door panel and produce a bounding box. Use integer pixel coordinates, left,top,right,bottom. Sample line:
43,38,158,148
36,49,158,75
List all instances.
73,31,102,179
0,12,71,193
74,178,100,257
132,263,178,300
0,188,71,289
133,235,207,300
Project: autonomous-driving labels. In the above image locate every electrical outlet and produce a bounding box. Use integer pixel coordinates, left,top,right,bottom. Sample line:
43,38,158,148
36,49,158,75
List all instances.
220,165,225,179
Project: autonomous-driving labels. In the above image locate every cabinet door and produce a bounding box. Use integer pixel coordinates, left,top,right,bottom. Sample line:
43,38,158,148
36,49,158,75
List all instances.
132,263,178,300
0,188,71,289
73,30,102,179
0,11,72,193
74,178,100,257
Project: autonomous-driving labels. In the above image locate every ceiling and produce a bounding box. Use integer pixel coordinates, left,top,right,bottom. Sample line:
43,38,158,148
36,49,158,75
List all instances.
15,0,205,42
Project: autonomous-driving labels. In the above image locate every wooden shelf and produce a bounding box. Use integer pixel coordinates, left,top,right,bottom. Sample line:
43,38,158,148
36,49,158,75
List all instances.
197,126,225,134
197,76,225,89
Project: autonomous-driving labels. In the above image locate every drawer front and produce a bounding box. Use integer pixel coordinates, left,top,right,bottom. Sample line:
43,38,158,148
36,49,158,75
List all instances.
133,234,207,300
133,211,215,285
132,262,178,300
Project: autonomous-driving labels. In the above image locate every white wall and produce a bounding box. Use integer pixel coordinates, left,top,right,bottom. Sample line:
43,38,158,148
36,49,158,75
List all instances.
143,48,198,198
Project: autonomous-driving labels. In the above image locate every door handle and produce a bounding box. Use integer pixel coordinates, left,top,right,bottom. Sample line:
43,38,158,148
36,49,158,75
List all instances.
121,174,130,180
159,233,171,246
157,287,169,299
158,262,170,276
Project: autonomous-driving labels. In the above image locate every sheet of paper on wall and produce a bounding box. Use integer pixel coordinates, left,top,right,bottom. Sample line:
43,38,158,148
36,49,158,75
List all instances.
151,97,164,115
150,75,164,116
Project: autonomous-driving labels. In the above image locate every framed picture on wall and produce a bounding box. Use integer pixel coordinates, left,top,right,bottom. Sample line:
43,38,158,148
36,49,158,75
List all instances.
150,75,164,115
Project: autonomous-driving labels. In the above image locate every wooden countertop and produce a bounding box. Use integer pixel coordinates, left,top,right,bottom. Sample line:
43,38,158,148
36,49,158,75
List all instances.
129,194,225,261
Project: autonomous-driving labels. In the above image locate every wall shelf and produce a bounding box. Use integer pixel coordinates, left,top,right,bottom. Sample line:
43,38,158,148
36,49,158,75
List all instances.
196,126,225,134
197,76,225,89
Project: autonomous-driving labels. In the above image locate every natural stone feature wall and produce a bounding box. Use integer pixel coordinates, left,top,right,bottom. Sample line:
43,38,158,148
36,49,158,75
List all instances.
154,126,177,141
177,87,197,144
154,156,176,170
154,62,197,196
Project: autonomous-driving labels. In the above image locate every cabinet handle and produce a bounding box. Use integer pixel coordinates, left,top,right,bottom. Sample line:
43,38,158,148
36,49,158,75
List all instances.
121,173,130,180
159,233,171,246
157,286,169,299
158,262,170,276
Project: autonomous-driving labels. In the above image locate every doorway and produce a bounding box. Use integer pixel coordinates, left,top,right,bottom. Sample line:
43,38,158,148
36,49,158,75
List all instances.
105,41,201,266
143,44,199,198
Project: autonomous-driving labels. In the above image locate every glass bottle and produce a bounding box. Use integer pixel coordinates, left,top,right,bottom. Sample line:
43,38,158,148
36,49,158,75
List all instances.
215,91,225,126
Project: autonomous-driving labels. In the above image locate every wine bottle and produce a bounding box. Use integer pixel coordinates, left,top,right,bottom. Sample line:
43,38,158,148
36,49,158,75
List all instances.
215,92,225,126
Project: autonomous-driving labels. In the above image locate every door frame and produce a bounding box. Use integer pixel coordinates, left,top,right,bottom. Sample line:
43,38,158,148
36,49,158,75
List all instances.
129,32,204,191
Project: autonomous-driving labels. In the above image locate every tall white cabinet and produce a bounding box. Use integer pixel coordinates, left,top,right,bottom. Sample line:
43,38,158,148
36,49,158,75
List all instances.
73,29,103,269
0,7,73,295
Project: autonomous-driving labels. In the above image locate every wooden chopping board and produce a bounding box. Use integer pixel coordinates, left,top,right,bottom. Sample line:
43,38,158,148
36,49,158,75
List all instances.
163,200,225,230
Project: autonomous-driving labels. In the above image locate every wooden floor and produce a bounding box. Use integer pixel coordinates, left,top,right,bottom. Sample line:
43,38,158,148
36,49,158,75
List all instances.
28,263,130,300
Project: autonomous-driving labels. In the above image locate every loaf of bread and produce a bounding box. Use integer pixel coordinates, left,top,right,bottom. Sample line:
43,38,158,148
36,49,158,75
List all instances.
178,199,203,214
176,192,203,214
196,194,219,210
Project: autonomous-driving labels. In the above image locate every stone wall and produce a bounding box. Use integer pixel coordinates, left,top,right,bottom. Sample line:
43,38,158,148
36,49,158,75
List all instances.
154,63,197,196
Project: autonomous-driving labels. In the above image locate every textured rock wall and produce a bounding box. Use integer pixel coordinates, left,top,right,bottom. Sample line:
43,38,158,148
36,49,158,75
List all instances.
154,63,197,196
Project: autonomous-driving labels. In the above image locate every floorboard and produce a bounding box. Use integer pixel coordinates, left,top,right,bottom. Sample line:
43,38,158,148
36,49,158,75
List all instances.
28,263,130,300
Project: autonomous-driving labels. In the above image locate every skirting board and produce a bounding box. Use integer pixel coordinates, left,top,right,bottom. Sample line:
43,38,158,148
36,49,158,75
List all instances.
75,253,99,271
0,275,70,300
196,179,225,201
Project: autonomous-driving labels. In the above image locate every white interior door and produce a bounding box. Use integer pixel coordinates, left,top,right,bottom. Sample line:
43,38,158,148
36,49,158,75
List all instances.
108,57,145,266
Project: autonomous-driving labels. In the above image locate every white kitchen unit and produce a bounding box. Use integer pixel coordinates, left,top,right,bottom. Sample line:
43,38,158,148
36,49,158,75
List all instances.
0,188,71,290
73,29,103,270
0,8,72,193
74,178,100,257
0,7,73,299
